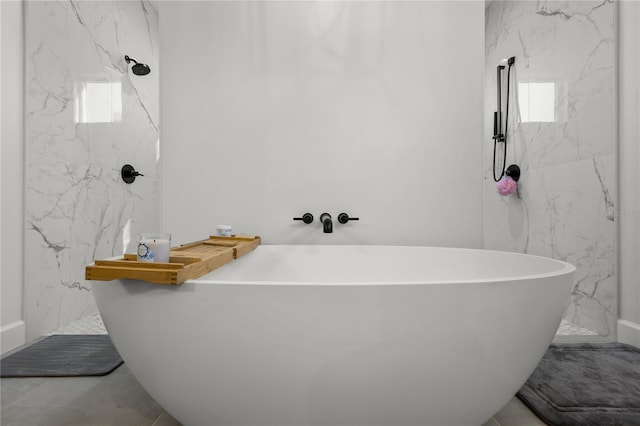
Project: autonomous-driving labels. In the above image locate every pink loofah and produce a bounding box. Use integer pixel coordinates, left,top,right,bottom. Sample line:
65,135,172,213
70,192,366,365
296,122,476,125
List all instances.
496,176,517,196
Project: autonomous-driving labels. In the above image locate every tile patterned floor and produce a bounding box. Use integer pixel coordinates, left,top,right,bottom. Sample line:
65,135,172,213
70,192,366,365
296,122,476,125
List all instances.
1,363,181,426
3,312,596,425
556,319,598,336
45,313,107,335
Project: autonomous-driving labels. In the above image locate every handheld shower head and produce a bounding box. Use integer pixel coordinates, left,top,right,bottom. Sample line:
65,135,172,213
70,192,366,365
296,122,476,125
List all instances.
125,55,151,76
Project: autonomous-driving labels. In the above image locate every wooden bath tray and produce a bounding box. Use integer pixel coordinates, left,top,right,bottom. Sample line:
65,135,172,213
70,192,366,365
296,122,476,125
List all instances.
85,235,261,285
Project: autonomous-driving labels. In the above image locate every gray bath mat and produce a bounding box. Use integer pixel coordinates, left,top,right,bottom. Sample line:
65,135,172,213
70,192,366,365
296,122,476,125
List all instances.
517,343,640,426
1,334,123,377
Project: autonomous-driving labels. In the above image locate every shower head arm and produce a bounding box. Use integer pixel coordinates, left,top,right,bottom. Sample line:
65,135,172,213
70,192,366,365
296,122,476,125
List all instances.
124,55,139,65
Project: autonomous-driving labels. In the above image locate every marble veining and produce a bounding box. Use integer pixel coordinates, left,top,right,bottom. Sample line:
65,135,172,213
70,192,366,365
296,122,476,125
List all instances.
484,1,615,337
25,1,160,340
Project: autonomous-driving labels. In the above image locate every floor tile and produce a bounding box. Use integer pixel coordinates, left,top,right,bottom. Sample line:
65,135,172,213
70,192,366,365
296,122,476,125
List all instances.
152,410,183,426
0,405,94,426
482,416,500,426
7,376,105,408
494,397,546,426
111,362,130,375
556,319,597,336
6,369,164,425
47,313,107,335
1,377,47,407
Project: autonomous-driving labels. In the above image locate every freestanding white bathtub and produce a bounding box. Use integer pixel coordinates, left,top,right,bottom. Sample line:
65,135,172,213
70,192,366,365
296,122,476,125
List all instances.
92,245,575,426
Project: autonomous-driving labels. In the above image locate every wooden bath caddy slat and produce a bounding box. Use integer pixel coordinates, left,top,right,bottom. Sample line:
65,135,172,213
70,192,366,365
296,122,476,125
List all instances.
85,236,261,285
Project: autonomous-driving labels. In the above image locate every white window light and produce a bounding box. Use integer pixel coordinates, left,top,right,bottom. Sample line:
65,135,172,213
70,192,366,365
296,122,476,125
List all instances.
74,80,122,123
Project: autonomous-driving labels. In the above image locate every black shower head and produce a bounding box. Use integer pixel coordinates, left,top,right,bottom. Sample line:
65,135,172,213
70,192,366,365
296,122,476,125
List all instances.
125,55,151,76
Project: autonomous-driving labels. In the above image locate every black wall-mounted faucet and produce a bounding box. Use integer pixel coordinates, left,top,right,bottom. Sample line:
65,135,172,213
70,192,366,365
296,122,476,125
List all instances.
319,213,333,233
295,212,359,233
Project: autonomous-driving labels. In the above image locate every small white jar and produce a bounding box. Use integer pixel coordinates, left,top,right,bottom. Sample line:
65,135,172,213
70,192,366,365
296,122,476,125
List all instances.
216,225,233,237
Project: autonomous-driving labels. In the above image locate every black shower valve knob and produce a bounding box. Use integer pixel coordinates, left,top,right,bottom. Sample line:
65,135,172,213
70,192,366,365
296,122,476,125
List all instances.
121,164,144,184
505,164,521,182
293,213,314,224
337,213,359,224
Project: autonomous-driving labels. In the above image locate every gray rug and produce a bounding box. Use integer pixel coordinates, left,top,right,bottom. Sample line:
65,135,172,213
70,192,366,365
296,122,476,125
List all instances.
1,335,123,377
517,343,640,426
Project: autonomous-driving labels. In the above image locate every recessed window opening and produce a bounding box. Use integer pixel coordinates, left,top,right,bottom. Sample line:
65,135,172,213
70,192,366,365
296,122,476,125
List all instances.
518,82,565,123
74,80,122,123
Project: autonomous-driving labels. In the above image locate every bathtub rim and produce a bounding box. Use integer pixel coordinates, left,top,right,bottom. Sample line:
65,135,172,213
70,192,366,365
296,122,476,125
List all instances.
184,244,576,286
90,245,576,287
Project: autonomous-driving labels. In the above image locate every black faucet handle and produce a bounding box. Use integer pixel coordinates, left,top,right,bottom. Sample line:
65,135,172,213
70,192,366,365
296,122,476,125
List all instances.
337,213,359,224
293,213,314,224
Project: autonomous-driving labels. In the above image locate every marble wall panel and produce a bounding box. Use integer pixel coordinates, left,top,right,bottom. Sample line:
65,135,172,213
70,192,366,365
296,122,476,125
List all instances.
25,1,159,340
484,0,615,337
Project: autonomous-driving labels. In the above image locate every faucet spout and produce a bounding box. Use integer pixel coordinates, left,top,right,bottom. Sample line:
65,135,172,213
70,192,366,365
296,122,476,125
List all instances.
319,213,333,233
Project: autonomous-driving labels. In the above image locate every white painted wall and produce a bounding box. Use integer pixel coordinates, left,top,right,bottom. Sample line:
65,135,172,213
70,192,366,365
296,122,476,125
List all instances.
161,1,484,247
617,0,640,348
1,0,26,354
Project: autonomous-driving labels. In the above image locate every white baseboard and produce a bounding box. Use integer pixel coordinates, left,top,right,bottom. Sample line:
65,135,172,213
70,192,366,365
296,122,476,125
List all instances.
1,320,26,355
617,319,640,349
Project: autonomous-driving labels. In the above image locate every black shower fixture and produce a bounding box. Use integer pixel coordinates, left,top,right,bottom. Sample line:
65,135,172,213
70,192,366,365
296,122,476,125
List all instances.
121,164,144,184
125,55,151,76
505,164,520,182
492,56,515,182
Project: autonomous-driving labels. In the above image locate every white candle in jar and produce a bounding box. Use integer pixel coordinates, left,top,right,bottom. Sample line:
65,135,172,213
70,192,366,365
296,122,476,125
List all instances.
217,225,232,237
137,233,171,263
